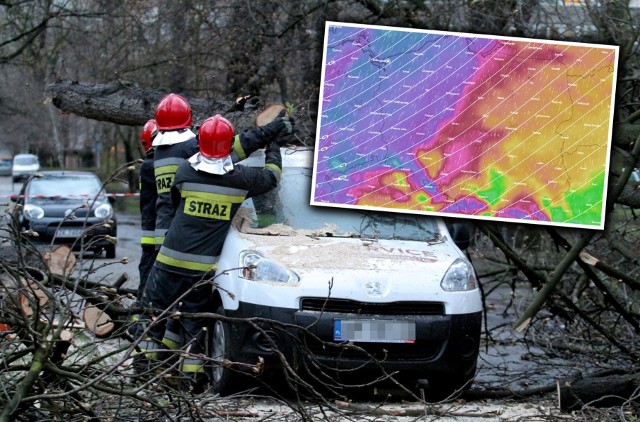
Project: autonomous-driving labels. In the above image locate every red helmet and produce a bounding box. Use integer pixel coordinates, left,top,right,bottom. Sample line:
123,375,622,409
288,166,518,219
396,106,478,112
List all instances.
140,119,158,150
155,93,192,131
198,115,235,159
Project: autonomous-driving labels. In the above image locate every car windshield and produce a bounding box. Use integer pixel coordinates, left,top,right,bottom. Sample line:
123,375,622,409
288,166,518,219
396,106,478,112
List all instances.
241,167,440,241
26,174,104,202
14,156,38,165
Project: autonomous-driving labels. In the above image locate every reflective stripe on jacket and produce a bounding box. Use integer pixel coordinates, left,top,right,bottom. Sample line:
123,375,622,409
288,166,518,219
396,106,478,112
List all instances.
140,230,155,246
182,358,205,373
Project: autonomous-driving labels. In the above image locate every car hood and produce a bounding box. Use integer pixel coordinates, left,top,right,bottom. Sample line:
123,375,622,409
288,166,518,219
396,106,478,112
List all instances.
220,225,480,313
234,226,461,274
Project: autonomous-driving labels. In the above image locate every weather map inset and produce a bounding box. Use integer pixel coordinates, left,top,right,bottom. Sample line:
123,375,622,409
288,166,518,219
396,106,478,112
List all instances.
311,22,618,229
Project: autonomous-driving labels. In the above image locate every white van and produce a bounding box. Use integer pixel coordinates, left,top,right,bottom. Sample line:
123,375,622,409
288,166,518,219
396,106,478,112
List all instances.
12,154,40,183
208,147,482,399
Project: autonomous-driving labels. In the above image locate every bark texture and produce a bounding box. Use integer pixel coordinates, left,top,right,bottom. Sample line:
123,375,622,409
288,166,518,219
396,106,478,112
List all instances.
557,373,640,411
45,79,267,131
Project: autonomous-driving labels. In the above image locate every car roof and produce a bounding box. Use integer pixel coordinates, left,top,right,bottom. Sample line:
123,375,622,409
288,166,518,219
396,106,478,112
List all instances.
241,146,314,169
37,170,99,177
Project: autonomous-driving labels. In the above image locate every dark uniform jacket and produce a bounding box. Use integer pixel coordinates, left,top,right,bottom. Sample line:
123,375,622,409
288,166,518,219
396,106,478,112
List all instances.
154,143,282,276
153,129,275,247
139,154,157,247
153,136,199,246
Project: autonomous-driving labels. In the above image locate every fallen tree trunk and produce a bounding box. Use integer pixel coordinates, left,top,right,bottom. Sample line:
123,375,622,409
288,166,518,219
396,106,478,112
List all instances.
557,372,640,411
45,79,267,130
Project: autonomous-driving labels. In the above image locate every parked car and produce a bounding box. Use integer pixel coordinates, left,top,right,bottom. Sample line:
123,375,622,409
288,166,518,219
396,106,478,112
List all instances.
0,152,11,177
11,153,40,182
208,147,482,399
11,171,117,258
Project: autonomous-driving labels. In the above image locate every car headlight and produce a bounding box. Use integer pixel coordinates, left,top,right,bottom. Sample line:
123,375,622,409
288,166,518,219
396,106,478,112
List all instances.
24,204,44,219
94,203,113,219
239,251,299,283
441,258,477,291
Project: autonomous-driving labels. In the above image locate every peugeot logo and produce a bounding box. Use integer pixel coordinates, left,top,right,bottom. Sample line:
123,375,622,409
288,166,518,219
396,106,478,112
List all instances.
365,280,386,297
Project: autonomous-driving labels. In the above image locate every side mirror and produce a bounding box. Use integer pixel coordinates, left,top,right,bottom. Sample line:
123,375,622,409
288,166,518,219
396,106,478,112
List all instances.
108,196,116,204
10,195,17,203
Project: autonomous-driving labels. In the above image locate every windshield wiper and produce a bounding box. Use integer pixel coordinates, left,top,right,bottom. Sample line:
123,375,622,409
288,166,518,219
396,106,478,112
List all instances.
359,236,378,244
306,232,362,239
424,234,444,244
242,228,291,236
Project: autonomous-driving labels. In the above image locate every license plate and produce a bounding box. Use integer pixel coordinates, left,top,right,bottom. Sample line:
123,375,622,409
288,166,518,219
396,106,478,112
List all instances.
56,228,83,238
334,319,416,343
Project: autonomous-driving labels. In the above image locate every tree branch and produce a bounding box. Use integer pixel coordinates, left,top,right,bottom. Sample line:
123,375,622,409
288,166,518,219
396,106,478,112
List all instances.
514,232,595,332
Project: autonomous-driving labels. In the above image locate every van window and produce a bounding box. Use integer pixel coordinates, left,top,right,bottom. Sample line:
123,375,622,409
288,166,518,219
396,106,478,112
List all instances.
14,155,38,165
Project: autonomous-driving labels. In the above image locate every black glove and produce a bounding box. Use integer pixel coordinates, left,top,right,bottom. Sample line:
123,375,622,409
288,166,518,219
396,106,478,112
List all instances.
262,109,296,143
265,140,280,153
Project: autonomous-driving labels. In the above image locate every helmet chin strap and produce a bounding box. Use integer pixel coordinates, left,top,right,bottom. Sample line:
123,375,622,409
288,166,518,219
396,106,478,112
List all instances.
188,153,234,175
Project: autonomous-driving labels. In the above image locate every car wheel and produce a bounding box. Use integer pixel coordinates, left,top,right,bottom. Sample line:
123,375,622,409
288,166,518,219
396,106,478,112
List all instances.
209,305,241,395
105,245,116,259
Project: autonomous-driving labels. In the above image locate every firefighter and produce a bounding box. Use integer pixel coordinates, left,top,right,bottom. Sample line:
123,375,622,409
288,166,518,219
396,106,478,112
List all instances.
129,119,159,339
138,119,159,299
142,113,292,392
151,93,199,249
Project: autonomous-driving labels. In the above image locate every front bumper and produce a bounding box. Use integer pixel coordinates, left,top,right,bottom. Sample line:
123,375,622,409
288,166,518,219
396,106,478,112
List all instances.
24,218,117,251
225,301,481,381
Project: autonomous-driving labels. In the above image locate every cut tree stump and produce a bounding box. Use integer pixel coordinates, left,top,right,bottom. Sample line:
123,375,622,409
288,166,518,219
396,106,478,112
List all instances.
18,282,49,317
43,245,77,277
83,305,114,337
557,373,640,411
256,104,286,126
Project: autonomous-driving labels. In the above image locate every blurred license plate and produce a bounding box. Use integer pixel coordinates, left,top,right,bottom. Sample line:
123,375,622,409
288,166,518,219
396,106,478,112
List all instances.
334,319,416,343
56,228,83,238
